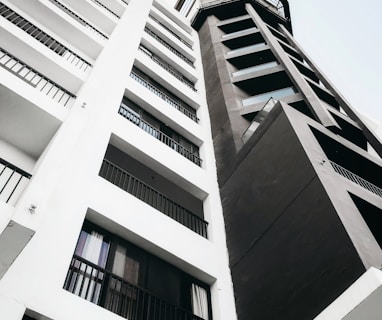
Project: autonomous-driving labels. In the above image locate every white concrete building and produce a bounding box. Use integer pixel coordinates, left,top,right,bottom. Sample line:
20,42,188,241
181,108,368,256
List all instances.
0,0,237,319
2,0,382,319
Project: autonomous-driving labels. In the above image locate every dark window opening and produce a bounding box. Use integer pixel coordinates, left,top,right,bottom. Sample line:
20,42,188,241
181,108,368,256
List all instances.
218,17,255,34
222,30,264,50
228,48,276,70
311,126,382,190
64,220,212,319
119,97,201,166
291,59,320,83
235,70,296,106
328,112,367,150
288,100,315,120
130,67,198,123
99,144,208,237
350,194,382,249
268,25,288,43
279,42,303,62
309,82,339,109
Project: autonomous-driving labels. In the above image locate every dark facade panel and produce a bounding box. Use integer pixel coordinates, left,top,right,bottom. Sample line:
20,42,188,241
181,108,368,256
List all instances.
198,16,246,180
220,109,365,320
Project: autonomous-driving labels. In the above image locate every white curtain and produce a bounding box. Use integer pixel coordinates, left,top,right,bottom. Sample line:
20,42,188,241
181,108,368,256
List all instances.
73,231,107,302
191,283,209,320
82,231,104,264
106,244,140,315
112,244,140,285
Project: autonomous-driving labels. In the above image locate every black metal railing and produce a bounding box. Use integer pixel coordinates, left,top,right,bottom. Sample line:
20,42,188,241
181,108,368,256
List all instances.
329,161,382,198
89,0,120,18
144,27,194,67
138,45,196,91
130,70,198,123
0,3,92,71
47,0,108,40
64,255,205,320
0,48,75,107
149,14,193,49
99,159,208,237
118,105,201,166
0,158,31,205
257,0,285,17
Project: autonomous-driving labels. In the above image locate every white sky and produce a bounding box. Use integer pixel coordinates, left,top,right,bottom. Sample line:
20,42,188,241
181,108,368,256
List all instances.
288,0,382,132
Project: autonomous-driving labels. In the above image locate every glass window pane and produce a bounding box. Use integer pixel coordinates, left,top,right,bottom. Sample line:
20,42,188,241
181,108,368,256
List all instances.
232,61,278,77
227,42,266,56
75,230,110,268
112,244,140,285
242,87,296,107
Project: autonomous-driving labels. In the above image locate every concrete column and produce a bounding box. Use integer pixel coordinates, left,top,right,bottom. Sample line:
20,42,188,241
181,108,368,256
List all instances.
245,3,340,130
279,24,382,158
0,294,25,320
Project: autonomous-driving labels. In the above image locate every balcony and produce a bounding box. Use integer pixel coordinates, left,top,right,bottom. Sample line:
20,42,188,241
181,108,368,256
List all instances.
47,0,108,40
0,3,92,72
138,45,196,91
64,220,210,319
311,127,382,198
89,0,120,19
222,28,263,51
119,100,201,166
64,255,205,320
330,161,382,198
217,15,255,34
0,48,75,107
149,13,192,49
257,0,286,18
130,68,198,123
144,26,194,67
0,158,31,206
99,146,208,238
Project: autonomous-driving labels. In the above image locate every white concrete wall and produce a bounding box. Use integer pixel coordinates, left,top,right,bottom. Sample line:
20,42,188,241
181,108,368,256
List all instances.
0,0,237,319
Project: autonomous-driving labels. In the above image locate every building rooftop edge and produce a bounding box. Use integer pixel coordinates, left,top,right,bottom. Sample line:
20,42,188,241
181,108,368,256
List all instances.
191,0,292,32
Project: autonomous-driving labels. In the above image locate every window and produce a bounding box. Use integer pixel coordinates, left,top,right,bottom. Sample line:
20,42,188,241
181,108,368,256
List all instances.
227,42,267,56
119,97,200,164
232,61,278,77
64,221,211,320
242,86,296,106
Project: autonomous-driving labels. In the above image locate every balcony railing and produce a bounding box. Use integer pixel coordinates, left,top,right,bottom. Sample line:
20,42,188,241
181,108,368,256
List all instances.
64,255,204,320
118,104,202,166
138,45,196,91
0,158,31,206
257,0,285,17
99,159,208,237
130,70,199,123
144,27,194,67
0,48,75,107
329,160,382,198
48,0,108,40
89,0,120,19
149,14,193,49
0,3,92,71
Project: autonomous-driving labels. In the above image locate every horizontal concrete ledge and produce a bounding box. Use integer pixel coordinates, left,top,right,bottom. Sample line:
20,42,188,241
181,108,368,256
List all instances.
315,267,382,320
